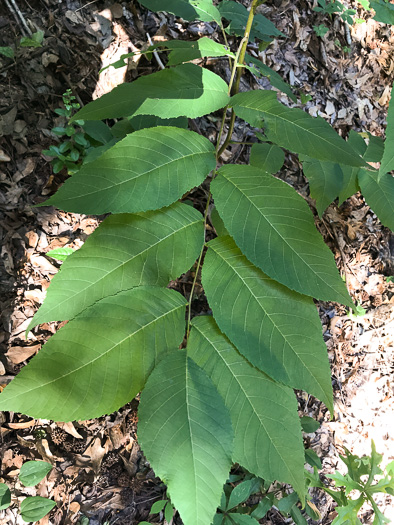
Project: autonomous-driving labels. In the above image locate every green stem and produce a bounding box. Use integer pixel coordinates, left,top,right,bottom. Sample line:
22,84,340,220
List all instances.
185,0,260,342
186,192,212,339
218,0,260,158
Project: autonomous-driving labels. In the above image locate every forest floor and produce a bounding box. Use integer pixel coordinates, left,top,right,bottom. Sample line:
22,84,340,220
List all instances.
0,0,393,524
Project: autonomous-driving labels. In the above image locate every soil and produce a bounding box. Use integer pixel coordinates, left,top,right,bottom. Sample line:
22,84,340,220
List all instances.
0,0,393,524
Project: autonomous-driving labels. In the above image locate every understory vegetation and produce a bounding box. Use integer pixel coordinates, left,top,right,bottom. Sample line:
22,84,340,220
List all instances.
1,0,394,524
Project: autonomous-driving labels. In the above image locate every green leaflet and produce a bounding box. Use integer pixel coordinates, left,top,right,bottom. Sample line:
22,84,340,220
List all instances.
138,0,221,23
250,143,285,173
212,165,353,307
188,316,306,498
302,158,344,216
358,170,394,230
244,55,296,103
202,236,334,411
71,63,229,122
165,37,234,66
218,1,283,41
1,288,186,421
339,165,360,204
379,91,394,178
230,91,365,167
28,203,204,330
370,0,394,24
364,133,384,163
43,127,216,214
138,350,233,525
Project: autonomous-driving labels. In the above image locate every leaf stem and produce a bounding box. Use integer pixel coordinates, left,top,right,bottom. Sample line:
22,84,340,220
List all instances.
186,191,212,340
218,0,260,158
185,0,260,342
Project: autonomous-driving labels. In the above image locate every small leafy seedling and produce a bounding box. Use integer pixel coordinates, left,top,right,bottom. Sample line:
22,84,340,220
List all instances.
0,30,44,60
148,498,175,524
306,441,393,524
313,0,357,24
0,460,55,522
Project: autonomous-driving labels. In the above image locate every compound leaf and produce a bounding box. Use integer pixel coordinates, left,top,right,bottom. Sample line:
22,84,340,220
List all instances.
358,170,394,230
28,203,203,329
138,0,221,23
43,127,216,214
302,158,344,216
189,316,306,498
138,350,233,525
72,63,229,122
212,165,353,307
1,288,187,421
230,91,365,167
202,236,334,411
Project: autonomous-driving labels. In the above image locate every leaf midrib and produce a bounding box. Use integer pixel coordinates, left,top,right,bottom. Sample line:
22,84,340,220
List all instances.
34,215,201,324
210,243,308,368
185,359,199,522
193,323,301,490
233,99,363,165
14,302,185,397
221,173,346,300
63,147,213,200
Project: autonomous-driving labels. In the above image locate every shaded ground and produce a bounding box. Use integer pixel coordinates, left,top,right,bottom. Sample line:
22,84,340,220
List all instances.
0,0,393,523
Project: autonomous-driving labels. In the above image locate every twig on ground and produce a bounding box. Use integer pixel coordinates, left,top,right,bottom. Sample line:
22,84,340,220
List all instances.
4,0,32,36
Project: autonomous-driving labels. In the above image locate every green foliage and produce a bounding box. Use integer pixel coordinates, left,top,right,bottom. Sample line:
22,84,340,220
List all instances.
0,483,11,510
43,126,216,214
370,0,394,24
0,460,54,522
313,24,330,37
20,496,56,523
46,246,75,261
0,46,15,59
1,1,393,524
71,63,229,122
313,0,357,24
217,1,283,42
43,90,89,174
0,30,44,61
19,460,52,487
19,30,44,48
325,442,393,524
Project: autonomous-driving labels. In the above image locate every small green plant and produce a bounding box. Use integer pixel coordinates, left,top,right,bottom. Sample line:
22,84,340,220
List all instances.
313,0,357,24
43,89,123,173
0,460,55,523
43,90,88,174
0,30,44,60
313,23,330,37
307,442,393,524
